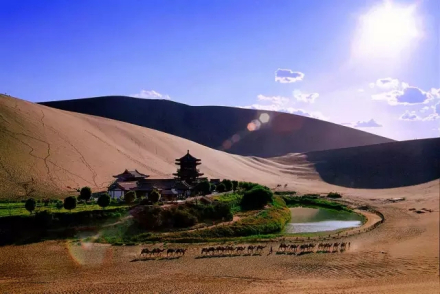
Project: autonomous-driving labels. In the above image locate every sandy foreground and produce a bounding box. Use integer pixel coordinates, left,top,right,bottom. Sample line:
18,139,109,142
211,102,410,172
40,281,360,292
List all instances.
1,192,438,294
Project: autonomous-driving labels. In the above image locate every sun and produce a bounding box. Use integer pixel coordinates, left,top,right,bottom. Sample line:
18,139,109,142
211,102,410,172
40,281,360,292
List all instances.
352,0,420,59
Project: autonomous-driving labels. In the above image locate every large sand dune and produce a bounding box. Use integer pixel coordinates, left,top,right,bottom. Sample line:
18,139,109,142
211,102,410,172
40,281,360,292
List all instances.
40,96,394,157
0,95,437,198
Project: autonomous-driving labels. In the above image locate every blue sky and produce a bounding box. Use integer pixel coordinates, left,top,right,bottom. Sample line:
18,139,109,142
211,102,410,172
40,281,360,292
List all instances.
1,0,439,140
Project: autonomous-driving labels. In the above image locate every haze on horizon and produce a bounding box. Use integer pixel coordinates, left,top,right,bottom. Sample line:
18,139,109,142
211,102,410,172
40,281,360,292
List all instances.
1,0,439,141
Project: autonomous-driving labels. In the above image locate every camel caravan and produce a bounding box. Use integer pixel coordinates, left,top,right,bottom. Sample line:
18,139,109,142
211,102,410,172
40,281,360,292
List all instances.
277,241,350,254
138,241,351,260
140,247,187,258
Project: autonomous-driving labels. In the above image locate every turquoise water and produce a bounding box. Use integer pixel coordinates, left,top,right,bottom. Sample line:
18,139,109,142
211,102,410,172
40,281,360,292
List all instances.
285,207,363,233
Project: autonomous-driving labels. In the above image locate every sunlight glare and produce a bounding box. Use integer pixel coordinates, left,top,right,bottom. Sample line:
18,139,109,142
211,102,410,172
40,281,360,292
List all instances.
353,1,420,59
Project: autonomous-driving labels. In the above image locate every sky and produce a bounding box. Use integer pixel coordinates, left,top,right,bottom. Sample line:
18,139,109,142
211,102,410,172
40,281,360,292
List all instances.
0,0,439,140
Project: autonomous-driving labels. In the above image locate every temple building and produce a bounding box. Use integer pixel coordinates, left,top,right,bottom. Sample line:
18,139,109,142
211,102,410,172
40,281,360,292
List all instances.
107,151,204,201
173,150,204,184
108,169,149,199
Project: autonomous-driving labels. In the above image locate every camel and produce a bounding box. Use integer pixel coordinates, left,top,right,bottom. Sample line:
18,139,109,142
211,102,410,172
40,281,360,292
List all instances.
278,243,288,252
215,246,225,254
225,245,235,254
152,248,165,256
167,249,176,256
235,246,245,254
175,248,187,256
140,248,150,257
247,245,255,254
256,245,266,253
289,244,298,253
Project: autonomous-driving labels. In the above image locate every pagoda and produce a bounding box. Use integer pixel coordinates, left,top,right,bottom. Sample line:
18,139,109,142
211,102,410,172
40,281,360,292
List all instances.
173,150,204,183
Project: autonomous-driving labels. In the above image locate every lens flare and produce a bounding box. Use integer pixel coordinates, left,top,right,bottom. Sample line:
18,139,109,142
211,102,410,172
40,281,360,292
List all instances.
259,113,270,123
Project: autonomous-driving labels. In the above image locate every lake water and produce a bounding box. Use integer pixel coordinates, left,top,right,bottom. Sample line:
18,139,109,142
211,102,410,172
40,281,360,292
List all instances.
285,207,363,233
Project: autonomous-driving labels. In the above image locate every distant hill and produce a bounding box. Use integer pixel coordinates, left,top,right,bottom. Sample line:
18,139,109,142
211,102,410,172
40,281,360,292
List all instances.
272,138,440,189
40,96,394,157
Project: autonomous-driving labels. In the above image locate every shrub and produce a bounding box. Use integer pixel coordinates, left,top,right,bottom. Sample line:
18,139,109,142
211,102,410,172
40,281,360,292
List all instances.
195,180,211,195
240,186,273,210
131,205,163,229
124,191,136,204
173,209,197,228
25,198,36,214
42,198,50,207
79,186,92,201
55,201,64,210
216,183,226,193
221,179,233,191
64,196,77,212
327,192,342,198
149,190,161,203
98,193,111,209
232,180,238,191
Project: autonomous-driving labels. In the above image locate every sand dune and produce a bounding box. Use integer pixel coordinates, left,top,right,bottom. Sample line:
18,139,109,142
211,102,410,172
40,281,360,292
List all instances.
272,138,440,189
40,96,393,157
0,95,437,198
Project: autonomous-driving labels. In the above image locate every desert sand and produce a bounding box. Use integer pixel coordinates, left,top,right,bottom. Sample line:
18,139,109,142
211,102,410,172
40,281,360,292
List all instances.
0,95,438,293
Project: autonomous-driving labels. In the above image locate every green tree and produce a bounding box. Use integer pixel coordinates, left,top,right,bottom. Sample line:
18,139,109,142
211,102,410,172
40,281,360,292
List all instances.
25,198,36,214
98,193,111,209
196,180,211,196
79,186,92,201
216,183,226,193
124,191,136,204
64,196,77,212
221,179,233,191
55,200,64,210
149,190,161,203
240,186,273,210
232,180,238,191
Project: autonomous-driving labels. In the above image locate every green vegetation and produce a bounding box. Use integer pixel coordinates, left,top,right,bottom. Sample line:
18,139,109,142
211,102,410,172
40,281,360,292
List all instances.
79,186,92,201
195,180,211,195
216,183,226,192
281,195,351,212
25,198,36,214
232,180,238,191
131,201,233,230
240,185,273,210
327,192,342,198
213,193,242,213
274,191,297,196
98,193,111,209
130,196,290,243
63,196,77,212
124,191,136,204
149,190,161,203
221,179,233,191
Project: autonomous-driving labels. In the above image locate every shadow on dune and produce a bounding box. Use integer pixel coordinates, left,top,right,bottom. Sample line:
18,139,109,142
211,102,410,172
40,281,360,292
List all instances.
39,96,393,157
304,138,440,189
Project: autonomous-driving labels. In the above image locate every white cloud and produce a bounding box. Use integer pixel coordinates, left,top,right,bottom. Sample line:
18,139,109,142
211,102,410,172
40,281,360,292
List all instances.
132,90,170,100
358,89,365,92
420,106,430,113
375,77,400,90
430,88,440,98
353,119,382,128
257,94,290,105
399,110,439,121
241,104,325,120
372,86,432,105
275,69,304,83
293,90,319,103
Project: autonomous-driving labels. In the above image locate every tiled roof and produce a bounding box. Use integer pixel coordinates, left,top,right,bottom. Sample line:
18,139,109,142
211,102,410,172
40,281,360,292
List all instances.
176,150,200,162
113,169,149,179
109,181,138,191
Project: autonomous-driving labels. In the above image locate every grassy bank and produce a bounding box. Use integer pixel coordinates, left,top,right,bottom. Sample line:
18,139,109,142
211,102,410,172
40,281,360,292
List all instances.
281,196,352,212
105,196,291,244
